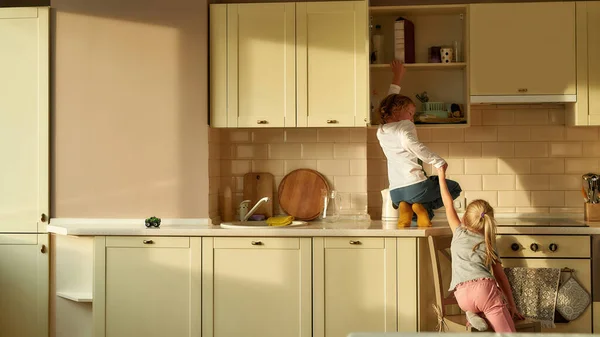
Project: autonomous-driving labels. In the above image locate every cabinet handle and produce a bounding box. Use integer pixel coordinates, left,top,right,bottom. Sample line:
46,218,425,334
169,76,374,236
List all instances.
349,240,362,245
517,88,528,93
256,120,268,124
511,243,520,251
549,243,558,252
251,241,263,246
40,213,47,222
40,244,47,254
143,240,154,244
326,119,338,124
530,243,539,252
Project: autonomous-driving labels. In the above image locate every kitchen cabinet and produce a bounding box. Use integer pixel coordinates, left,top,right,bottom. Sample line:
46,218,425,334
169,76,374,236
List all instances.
297,1,368,127
210,1,367,128
202,237,312,337
469,2,576,103
568,2,600,126
0,234,49,337
0,7,49,233
94,237,201,337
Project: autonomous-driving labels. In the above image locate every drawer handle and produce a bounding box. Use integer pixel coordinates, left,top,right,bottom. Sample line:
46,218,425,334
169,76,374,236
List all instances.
511,243,520,251
530,243,539,252
549,243,558,252
349,240,362,245
251,241,263,246
257,120,268,124
326,119,338,124
143,240,154,244
517,88,528,93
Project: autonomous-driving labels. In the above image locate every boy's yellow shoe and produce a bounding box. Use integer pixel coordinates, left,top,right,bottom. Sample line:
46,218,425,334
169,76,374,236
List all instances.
397,202,413,227
412,203,431,227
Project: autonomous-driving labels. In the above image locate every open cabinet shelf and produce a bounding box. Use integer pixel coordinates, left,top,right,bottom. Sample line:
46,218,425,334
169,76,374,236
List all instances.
57,291,93,303
369,4,470,127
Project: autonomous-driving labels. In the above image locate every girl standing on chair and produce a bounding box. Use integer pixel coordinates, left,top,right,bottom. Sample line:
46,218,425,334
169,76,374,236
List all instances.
437,164,524,332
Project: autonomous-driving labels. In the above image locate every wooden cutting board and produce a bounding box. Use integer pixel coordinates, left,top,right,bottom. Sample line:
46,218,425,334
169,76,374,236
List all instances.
243,172,274,218
278,169,329,221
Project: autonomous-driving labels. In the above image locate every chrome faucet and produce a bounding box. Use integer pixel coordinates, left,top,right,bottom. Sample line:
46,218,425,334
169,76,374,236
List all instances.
241,197,270,221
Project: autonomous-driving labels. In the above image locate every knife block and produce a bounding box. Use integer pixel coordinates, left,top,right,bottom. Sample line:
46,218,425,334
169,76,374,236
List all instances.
584,203,600,222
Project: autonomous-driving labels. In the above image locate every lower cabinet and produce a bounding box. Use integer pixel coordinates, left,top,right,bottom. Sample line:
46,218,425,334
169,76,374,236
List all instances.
202,237,312,337
0,234,48,337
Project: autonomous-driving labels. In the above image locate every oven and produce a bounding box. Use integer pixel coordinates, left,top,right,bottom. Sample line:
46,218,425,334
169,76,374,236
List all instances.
496,234,592,333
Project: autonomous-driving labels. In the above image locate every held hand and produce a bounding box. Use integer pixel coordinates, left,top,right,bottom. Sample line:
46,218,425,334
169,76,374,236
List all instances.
509,305,525,320
437,163,448,177
391,60,406,85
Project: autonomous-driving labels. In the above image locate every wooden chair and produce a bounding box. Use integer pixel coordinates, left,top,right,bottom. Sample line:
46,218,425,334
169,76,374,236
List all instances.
428,236,541,332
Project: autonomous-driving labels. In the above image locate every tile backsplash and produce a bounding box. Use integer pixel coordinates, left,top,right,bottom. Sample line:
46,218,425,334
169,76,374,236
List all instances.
210,104,597,221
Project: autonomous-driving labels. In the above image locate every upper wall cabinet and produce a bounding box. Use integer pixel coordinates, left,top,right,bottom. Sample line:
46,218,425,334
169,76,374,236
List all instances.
0,7,49,233
210,1,368,128
568,2,600,126
469,2,576,103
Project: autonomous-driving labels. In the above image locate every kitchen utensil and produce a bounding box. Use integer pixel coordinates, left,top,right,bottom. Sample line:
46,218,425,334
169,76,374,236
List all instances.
243,172,274,217
591,174,599,203
278,169,329,221
582,173,595,203
582,186,590,203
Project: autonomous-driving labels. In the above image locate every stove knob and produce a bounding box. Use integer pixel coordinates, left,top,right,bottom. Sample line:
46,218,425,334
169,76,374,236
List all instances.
549,243,558,252
530,243,539,252
511,243,520,251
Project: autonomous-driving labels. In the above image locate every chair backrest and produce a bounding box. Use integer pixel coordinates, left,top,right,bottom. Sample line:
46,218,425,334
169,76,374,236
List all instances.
428,235,454,317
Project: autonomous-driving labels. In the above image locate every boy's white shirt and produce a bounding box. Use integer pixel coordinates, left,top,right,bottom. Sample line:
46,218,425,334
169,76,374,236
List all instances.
377,84,446,190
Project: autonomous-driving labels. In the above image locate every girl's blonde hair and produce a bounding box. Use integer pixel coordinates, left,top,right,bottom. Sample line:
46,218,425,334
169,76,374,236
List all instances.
462,199,499,268
377,94,415,124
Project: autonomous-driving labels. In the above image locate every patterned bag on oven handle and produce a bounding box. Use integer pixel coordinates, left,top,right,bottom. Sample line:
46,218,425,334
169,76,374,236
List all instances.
555,270,591,321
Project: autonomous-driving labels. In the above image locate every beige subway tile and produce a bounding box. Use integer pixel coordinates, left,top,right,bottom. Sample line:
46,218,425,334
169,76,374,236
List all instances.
449,143,482,158
497,126,531,141
566,127,598,141
367,128,378,143
367,143,384,159
465,126,498,142
470,109,482,126
515,175,549,190
465,191,498,207
209,127,221,143
531,158,565,174
450,175,482,191
565,191,584,207
514,110,549,125
367,159,387,176
336,192,353,210
350,159,368,176
430,128,464,142
482,110,514,125
583,142,600,156
301,143,333,159
231,160,251,175
549,207,582,213
235,144,268,159
269,143,302,159
516,207,549,213
514,142,548,157
220,144,235,160
495,207,516,213
531,191,564,207
334,143,366,159
423,143,449,158
317,128,365,143
284,160,317,173
446,158,465,175
548,109,566,125
549,174,580,191
222,129,251,143
530,126,565,141
483,175,515,191
334,176,367,193
234,176,243,193
550,142,582,157
317,159,350,176
284,129,317,143
498,191,531,207
417,128,432,142
498,159,530,174
565,159,599,174
220,176,236,194
350,193,368,211
252,129,284,143
465,158,498,174
209,160,220,178
252,160,284,175
482,143,514,158
220,160,232,177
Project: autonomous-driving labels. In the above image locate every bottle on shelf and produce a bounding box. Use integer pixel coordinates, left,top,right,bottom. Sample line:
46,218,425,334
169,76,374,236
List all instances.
372,24,384,64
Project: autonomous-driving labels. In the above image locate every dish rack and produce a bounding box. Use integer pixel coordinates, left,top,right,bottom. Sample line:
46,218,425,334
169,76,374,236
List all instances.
420,102,449,119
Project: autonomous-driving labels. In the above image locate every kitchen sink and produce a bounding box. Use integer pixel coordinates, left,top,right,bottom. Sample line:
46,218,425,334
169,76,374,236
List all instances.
220,220,308,229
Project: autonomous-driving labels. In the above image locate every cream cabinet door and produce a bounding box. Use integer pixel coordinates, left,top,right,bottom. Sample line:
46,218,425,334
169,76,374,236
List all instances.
297,1,368,127
202,237,312,337
470,2,576,96
587,2,600,123
211,4,296,128
313,238,398,337
0,8,49,233
98,237,201,337
0,234,49,337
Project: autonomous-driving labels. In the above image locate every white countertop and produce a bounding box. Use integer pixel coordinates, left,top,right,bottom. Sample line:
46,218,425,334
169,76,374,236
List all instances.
47,214,600,237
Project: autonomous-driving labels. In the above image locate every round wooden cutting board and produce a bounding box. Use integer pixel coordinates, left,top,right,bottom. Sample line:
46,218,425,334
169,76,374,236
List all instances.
278,169,329,221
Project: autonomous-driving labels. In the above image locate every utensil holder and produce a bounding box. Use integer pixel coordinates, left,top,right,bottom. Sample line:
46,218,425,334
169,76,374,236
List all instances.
584,203,600,222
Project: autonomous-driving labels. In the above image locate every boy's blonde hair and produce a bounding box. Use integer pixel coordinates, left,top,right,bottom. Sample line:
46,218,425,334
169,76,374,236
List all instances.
377,94,415,124
462,199,499,268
